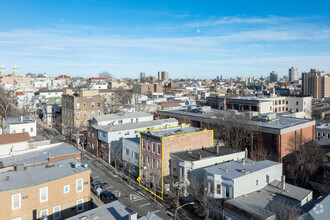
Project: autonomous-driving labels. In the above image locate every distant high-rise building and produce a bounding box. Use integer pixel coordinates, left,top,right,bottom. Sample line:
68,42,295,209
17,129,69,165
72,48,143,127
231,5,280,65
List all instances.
289,67,299,82
269,71,278,82
302,69,330,99
0,65,5,77
158,71,168,81
140,72,146,80
220,75,223,80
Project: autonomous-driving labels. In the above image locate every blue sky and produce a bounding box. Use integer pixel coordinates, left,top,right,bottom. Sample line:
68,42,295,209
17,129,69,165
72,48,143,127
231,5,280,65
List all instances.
1,0,330,79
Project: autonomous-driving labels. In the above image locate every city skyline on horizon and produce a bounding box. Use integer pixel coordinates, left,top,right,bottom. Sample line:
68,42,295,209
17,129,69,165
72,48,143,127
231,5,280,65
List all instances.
1,0,330,78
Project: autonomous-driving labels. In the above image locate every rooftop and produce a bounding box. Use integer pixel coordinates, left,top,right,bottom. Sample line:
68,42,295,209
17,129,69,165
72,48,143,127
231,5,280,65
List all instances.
3,116,35,124
94,112,153,122
140,125,201,138
251,116,314,130
171,147,243,162
66,200,162,220
0,157,89,191
225,180,312,219
204,158,279,179
0,132,31,145
0,142,79,167
94,118,178,133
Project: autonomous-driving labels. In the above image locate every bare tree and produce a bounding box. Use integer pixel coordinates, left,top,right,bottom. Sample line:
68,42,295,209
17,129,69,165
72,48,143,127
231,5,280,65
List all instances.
0,87,14,118
318,179,330,196
99,71,113,80
284,136,324,186
205,114,258,150
268,198,301,220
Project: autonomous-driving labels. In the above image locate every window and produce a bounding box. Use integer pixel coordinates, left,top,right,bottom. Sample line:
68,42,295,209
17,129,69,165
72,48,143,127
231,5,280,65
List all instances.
118,120,123,124
22,128,25,132
158,159,161,170
53,205,61,220
180,167,184,178
83,102,87,107
286,101,288,104
131,119,134,123
147,141,150,151
76,178,83,192
152,142,155,153
141,154,145,165
279,100,281,105
63,184,70,193
98,110,101,116
91,111,95,117
152,158,155,168
40,209,48,219
40,187,48,202
296,101,299,105
147,156,150,165
318,132,321,137
256,180,259,186
136,118,138,122
142,139,145,149
84,111,87,117
77,103,80,110
217,184,221,194
98,102,101,108
328,134,330,139
77,199,84,213
92,133,95,138
125,148,129,155
296,108,298,112
133,152,139,159
76,112,80,119
157,143,161,155
88,131,91,137
30,127,33,132
225,185,230,198
12,193,21,210
91,102,95,108
323,133,325,137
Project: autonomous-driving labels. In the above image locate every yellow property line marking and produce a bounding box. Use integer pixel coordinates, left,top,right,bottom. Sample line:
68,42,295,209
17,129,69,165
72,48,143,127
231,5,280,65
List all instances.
137,124,214,200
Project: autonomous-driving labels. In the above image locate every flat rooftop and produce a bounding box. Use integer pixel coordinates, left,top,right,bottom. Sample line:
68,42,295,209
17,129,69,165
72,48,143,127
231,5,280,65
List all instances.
3,116,35,124
93,118,177,133
204,158,279,179
171,147,243,162
94,112,153,122
251,116,314,130
0,142,79,167
66,200,162,220
0,157,89,191
225,180,312,219
140,125,201,138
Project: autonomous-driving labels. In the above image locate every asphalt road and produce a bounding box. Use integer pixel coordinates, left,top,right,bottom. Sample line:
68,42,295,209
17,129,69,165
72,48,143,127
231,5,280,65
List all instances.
80,154,173,219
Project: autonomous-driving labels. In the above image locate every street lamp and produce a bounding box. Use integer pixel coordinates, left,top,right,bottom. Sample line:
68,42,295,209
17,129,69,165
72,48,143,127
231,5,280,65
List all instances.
174,202,195,220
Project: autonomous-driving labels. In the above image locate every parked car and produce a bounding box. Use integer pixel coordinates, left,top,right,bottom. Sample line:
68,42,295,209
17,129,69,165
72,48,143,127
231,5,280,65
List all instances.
100,191,118,204
91,181,104,196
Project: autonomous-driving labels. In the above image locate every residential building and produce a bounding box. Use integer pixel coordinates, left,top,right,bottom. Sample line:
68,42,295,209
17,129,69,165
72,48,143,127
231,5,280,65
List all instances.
204,158,313,220
67,200,162,220
55,75,71,87
61,89,105,137
302,69,330,99
289,66,299,82
316,123,330,139
122,138,140,178
38,89,63,100
90,112,153,126
0,157,91,220
3,116,37,137
0,133,31,156
139,125,213,196
269,71,278,82
158,71,168,81
138,84,163,95
170,146,245,196
87,118,178,163
0,142,81,168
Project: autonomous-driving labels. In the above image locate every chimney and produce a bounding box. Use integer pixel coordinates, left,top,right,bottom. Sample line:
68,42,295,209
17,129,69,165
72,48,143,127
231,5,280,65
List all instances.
129,212,138,220
281,175,286,191
198,153,202,160
241,159,245,165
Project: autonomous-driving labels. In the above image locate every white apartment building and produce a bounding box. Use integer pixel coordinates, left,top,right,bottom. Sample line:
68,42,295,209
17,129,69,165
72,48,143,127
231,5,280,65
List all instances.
0,133,30,156
90,112,154,126
3,116,37,137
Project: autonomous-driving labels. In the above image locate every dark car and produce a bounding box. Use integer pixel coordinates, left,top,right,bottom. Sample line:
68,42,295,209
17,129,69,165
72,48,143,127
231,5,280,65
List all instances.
91,181,104,195
100,191,117,204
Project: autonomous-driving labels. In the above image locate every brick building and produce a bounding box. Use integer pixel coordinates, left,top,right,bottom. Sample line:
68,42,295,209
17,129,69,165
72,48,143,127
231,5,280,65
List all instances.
138,84,163,95
0,157,91,220
302,69,330,99
139,125,213,196
61,89,105,138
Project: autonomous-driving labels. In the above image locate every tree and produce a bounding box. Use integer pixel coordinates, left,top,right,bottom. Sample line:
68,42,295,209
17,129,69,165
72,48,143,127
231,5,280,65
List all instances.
0,87,13,118
99,71,113,80
284,136,324,186
204,113,258,150
268,198,301,220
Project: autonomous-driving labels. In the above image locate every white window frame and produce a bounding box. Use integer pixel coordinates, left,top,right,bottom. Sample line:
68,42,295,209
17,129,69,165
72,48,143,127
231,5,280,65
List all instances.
157,143,161,155
12,217,21,220
40,209,48,219
77,198,84,213
40,187,48,202
53,205,61,220
76,178,83,192
64,184,70,193
152,142,155,153
12,193,21,210
147,140,150,151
